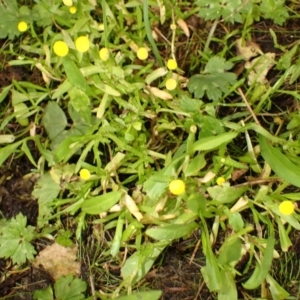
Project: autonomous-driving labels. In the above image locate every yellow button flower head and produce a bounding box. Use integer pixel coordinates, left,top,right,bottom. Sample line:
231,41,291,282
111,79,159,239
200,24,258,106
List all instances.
75,36,90,53
98,23,105,31
69,6,77,14
137,47,148,60
216,177,225,186
80,169,91,180
167,59,177,70
279,200,295,215
99,48,109,61
18,21,28,32
53,41,69,57
169,179,185,195
63,0,73,6
165,78,177,91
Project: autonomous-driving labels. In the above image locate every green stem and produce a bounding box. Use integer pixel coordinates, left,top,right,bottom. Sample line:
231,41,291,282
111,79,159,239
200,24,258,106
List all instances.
203,18,219,53
143,0,163,66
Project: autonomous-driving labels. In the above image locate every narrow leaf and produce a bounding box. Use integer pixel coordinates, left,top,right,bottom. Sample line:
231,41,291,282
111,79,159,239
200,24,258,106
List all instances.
81,191,122,214
146,222,198,241
259,135,300,188
192,132,237,152
243,236,275,289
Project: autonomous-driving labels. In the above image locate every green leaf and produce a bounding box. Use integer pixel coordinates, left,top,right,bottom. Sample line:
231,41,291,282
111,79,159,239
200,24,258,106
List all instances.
259,0,289,25
0,213,36,265
62,56,92,95
32,173,61,227
69,87,91,124
188,73,237,101
259,135,300,188
13,102,29,126
0,139,23,165
54,275,87,300
196,0,249,23
204,57,234,74
192,132,237,152
218,271,238,300
41,102,67,141
207,185,247,204
115,291,162,300
33,286,53,300
185,153,206,177
0,134,15,144
266,274,290,300
121,242,167,285
243,236,275,289
146,222,198,241
81,191,122,214
276,216,292,252
228,212,244,232
0,1,32,39
218,237,242,264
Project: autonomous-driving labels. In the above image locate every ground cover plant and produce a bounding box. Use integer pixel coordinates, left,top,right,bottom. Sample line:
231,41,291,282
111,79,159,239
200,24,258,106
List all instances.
0,0,300,299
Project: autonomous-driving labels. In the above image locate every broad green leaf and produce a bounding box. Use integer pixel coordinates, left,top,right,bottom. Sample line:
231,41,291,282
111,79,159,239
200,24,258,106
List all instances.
192,132,237,152
266,274,290,300
146,222,198,241
33,286,53,300
54,275,87,300
121,242,167,285
32,173,61,227
0,213,36,265
81,191,122,214
13,102,29,126
205,56,234,74
218,271,238,300
185,153,206,176
259,135,300,188
186,193,207,215
69,87,91,123
188,73,237,101
228,212,244,232
41,102,67,141
207,185,247,204
115,291,162,300
218,237,242,264
243,236,275,289
62,56,91,95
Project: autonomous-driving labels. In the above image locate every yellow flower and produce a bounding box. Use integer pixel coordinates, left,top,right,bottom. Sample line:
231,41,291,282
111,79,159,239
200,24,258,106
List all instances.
169,179,185,195
98,23,105,31
79,169,91,180
63,0,73,6
69,6,77,14
167,59,177,70
216,177,225,186
18,21,28,32
99,48,109,61
75,36,90,53
279,201,295,215
137,47,148,60
53,41,69,57
165,78,177,91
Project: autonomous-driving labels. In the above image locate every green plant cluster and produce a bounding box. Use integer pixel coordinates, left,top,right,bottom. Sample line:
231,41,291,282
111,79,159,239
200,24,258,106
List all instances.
0,0,300,299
